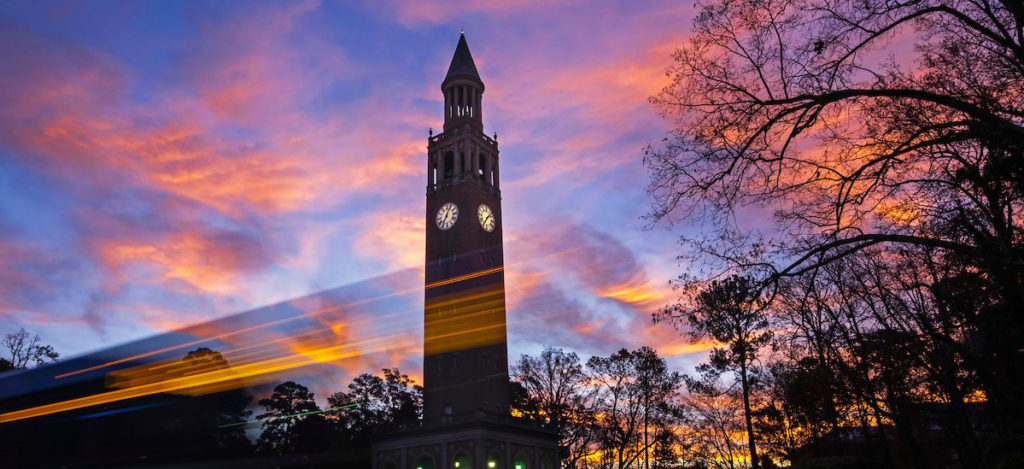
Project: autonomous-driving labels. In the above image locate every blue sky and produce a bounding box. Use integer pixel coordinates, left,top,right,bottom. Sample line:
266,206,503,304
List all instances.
0,1,710,389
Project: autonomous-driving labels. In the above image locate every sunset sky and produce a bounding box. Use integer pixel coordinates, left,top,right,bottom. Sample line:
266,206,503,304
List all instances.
0,1,711,387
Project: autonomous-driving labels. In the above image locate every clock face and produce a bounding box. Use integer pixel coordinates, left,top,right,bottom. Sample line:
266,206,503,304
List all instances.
477,204,496,232
436,202,458,230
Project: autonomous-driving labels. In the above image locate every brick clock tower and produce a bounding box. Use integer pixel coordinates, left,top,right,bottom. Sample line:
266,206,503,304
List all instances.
373,34,559,469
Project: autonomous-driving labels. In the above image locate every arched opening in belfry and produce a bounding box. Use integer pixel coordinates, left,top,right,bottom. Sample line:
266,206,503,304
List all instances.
478,153,486,180
444,152,454,179
447,88,454,119
458,86,465,116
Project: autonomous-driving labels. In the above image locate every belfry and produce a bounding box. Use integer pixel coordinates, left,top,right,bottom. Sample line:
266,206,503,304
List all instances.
372,33,559,469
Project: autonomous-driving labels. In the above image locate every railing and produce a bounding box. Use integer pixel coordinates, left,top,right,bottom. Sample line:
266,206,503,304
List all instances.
375,410,555,435
428,129,498,147
426,173,500,194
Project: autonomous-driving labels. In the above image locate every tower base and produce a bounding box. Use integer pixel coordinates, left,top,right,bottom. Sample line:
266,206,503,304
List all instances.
372,411,559,469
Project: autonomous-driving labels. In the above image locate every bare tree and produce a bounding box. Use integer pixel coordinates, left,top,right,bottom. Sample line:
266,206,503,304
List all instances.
646,0,1024,456
587,347,682,469
680,375,751,469
2,328,59,369
512,347,597,468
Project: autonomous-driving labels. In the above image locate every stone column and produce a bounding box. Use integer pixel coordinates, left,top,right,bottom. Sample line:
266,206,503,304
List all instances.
492,157,499,190
428,153,434,188
484,154,492,187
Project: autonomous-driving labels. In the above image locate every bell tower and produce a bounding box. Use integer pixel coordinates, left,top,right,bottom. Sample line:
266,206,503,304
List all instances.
423,31,508,425
373,33,558,469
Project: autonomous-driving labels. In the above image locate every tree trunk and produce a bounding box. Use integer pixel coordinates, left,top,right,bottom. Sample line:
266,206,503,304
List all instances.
644,396,649,469
740,360,760,469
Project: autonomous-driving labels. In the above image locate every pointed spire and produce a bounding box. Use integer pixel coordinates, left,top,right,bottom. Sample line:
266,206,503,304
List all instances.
444,32,481,84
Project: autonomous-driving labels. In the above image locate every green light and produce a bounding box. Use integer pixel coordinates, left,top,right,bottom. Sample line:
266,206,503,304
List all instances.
217,403,355,428
455,463,460,468
515,465,522,469
488,462,496,468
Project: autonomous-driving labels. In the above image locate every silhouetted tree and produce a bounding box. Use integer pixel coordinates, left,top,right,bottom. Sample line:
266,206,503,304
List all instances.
770,252,996,467
659,275,771,468
327,368,421,443
2,328,59,369
679,375,750,469
647,2,1024,466
645,2,1024,463
178,347,253,456
588,347,682,469
512,347,597,468
753,359,836,462
256,381,331,455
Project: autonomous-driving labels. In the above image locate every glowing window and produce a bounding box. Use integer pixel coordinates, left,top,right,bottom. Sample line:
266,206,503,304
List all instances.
415,456,435,469
453,453,472,469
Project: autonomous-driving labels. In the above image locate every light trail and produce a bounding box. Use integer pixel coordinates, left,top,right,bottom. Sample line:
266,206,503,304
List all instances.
50,238,577,381
17,234,641,427
1,334,409,424
53,286,415,380
217,403,357,428
425,266,503,289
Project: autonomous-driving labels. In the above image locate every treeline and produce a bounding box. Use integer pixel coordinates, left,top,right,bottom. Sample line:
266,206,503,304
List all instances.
650,264,1014,469
251,348,686,468
250,367,422,456
511,347,682,469
0,343,422,467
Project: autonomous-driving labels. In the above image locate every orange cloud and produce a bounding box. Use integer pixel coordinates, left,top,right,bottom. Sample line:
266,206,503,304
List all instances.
353,209,426,271
659,339,719,357
94,228,270,295
596,273,671,309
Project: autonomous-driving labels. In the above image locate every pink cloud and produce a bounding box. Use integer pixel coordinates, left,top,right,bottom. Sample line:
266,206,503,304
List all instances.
93,227,272,295
353,208,426,271
367,0,576,27
0,0,701,369
503,222,682,356
0,6,433,317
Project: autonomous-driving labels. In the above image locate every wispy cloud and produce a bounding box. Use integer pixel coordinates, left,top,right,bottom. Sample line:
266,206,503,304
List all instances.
0,1,700,373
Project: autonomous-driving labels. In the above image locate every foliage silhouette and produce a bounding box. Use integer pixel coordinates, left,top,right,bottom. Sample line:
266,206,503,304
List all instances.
256,381,332,455
2,328,59,369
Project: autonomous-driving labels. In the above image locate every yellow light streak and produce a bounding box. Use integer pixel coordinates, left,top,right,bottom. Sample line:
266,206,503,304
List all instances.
424,285,507,356
1,335,409,424
425,266,503,289
55,265,503,380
